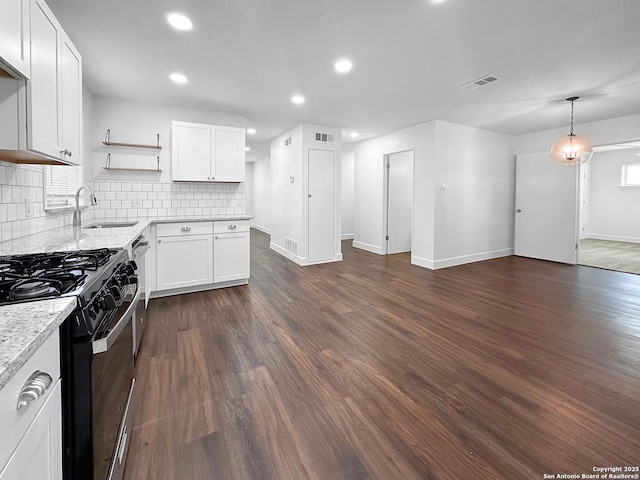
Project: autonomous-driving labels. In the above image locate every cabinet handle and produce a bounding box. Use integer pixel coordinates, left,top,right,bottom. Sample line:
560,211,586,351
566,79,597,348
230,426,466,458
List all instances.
181,226,191,232
60,149,72,157
228,224,236,230
17,371,53,409
158,239,162,243
215,236,219,239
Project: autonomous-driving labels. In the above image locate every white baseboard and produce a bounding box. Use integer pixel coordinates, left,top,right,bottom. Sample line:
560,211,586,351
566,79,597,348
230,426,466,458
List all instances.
251,223,271,234
584,233,640,244
411,255,435,270
341,233,354,240
352,241,384,255
432,248,514,269
270,242,307,266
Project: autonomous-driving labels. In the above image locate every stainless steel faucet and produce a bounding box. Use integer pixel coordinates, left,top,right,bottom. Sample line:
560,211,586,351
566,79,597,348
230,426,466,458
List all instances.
72,185,98,228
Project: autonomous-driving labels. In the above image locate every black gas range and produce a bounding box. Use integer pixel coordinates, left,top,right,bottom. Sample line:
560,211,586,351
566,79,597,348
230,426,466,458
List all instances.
0,247,138,480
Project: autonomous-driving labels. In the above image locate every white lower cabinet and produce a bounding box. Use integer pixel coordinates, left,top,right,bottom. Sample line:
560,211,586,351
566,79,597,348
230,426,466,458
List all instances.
0,330,62,480
0,380,62,480
156,233,214,291
214,230,250,283
152,220,250,296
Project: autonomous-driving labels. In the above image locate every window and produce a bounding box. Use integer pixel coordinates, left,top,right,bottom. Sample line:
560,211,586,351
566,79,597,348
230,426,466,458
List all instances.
43,165,84,210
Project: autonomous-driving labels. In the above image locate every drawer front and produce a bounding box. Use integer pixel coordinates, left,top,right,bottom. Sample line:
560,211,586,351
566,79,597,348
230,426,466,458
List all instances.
213,220,249,234
157,221,213,237
0,330,60,469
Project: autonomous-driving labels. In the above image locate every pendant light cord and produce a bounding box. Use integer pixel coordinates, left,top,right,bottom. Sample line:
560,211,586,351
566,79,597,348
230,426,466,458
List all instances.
570,99,575,136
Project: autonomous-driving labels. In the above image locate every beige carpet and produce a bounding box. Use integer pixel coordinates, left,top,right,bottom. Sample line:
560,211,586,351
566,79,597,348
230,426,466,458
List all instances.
579,239,640,275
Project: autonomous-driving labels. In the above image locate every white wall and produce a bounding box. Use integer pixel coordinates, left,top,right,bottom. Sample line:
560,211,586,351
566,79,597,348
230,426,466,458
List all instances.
353,120,514,269
270,125,304,258
244,162,254,220
270,123,342,265
90,95,245,182
585,149,640,243
250,155,272,233
433,121,515,268
353,121,437,261
341,150,354,239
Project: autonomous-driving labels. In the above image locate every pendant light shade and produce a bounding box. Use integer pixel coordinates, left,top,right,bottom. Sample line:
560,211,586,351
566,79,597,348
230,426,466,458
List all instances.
550,97,593,166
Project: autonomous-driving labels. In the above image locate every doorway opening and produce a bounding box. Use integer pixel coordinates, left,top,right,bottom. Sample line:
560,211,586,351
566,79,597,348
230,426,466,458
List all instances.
577,141,640,275
384,150,414,255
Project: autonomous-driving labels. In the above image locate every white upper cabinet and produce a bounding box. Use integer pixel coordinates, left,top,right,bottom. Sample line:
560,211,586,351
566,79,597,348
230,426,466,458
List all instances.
172,121,245,182
28,0,82,164
0,0,30,78
212,127,245,182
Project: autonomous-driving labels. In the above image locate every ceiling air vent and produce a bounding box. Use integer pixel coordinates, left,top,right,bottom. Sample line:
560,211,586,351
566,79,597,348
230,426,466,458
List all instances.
460,75,499,90
284,135,292,148
314,132,334,144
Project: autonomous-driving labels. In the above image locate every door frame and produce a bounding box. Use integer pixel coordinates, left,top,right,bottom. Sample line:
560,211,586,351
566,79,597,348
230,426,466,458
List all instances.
382,149,415,255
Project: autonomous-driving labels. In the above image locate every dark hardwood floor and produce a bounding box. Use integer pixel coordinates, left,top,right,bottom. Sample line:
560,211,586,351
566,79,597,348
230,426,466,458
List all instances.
124,230,640,479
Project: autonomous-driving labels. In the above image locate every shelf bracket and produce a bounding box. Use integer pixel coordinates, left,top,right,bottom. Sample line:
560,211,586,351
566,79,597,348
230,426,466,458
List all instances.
104,153,111,169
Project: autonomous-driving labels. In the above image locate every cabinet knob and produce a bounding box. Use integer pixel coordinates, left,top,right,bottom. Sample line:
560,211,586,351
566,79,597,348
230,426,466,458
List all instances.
228,224,236,230
17,371,52,409
181,226,191,232
158,239,162,243
61,149,72,157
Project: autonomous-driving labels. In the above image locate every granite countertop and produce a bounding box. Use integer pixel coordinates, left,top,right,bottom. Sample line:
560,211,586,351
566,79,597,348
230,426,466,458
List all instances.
0,297,77,390
0,214,253,256
0,214,251,388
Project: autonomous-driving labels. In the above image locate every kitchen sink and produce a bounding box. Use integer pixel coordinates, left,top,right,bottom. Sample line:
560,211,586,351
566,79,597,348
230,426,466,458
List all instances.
83,222,138,229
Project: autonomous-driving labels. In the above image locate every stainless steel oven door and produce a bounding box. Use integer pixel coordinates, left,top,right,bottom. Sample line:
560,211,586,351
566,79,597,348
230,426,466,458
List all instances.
91,282,140,480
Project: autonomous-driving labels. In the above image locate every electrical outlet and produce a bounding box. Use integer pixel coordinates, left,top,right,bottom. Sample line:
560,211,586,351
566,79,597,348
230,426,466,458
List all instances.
25,199,33,217
133,198,142,208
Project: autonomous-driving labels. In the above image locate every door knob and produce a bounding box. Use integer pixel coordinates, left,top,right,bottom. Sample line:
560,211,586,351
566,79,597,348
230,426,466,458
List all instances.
516,209,522,213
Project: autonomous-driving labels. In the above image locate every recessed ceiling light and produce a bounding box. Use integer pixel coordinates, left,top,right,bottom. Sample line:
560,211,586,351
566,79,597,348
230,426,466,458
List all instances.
349,132,360,138
245,147,251,152
167,13,193,31
169,73,188,84
335,58,353,74
291,95,305,105
246,128,256,135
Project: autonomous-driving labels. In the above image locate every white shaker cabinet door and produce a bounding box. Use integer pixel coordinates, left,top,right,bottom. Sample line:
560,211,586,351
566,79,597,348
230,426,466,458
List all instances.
213,232,250,283
0,380,62,480
28,0,62,159
171,121,212,181
156,234,214,290
212,126,245,182
59,34,82,164
0,0,30,78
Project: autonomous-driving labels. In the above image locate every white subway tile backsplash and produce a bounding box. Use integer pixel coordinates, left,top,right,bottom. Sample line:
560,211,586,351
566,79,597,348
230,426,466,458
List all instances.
0,172,248,244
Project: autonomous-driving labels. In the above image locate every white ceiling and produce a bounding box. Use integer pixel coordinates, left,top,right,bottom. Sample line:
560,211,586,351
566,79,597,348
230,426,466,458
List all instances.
49,0,640,162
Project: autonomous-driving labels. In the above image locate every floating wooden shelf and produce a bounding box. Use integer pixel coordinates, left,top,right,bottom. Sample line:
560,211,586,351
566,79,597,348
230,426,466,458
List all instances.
103,167,162,172
103,153,161,172
102,141,161,149
102,129,162,149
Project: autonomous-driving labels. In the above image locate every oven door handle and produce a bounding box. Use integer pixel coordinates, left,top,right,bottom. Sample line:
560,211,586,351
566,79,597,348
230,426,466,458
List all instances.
92,283,141,355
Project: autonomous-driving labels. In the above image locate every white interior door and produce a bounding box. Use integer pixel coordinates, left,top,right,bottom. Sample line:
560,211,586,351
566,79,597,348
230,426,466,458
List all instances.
308,149,335,263
386,151,413,254
514,152,579,264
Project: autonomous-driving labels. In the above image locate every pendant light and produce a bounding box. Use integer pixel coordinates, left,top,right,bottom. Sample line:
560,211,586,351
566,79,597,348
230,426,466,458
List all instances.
550,96,593,166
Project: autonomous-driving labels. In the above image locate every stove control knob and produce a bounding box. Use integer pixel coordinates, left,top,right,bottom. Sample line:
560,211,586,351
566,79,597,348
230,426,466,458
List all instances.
109,286,122,301
116,273,130,286
101,293,118,310
125,263,136,276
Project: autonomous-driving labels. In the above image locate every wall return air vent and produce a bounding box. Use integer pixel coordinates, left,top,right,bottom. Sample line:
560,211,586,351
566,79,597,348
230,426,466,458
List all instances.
314,132,334,144
460,75,499,90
